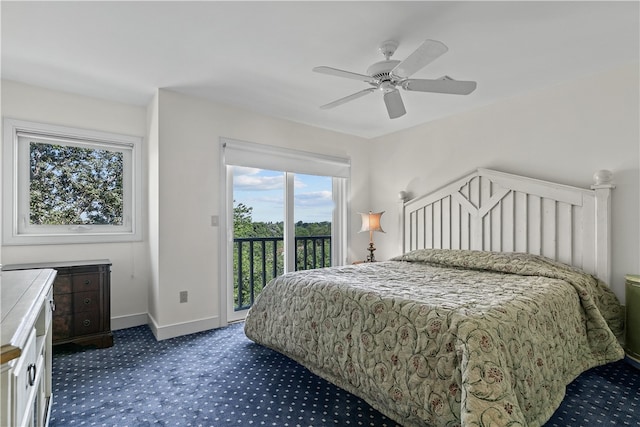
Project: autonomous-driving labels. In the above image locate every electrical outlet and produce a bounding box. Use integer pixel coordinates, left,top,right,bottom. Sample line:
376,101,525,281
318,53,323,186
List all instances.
180,291,188,303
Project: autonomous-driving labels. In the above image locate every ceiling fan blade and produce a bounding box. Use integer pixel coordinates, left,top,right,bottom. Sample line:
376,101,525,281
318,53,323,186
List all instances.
402,76,477,95
392,39,448,78
383,90,406,119
320,88,376,109
313,66,375,83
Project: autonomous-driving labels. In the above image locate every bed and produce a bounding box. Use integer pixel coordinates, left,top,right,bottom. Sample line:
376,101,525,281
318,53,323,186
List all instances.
244,168,625,427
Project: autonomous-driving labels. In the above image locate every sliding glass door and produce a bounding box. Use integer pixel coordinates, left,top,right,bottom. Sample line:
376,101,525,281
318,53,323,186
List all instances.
231,167,285,313
221,138,349,323
294,174,333,271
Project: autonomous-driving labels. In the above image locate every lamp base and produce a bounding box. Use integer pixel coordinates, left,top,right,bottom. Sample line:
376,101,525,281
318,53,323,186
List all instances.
366,242,377,262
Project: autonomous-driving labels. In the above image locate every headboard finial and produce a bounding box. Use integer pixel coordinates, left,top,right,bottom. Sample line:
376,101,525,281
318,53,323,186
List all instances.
399,191,409,202
592,170,614,187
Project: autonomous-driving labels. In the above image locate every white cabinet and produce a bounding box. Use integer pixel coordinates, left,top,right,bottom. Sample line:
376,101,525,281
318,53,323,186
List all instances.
1,269,56,427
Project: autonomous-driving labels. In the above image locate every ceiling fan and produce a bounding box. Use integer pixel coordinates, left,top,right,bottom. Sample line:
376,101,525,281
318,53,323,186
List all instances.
313,39,477,119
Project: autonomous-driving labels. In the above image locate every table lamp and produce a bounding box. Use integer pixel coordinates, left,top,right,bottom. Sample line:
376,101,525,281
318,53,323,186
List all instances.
359,211,385,262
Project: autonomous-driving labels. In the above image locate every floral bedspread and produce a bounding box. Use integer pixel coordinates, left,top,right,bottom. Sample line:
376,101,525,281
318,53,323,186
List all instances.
244,249,624,426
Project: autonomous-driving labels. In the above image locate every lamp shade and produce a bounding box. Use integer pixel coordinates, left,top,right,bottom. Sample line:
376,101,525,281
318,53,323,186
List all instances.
359,211,385,233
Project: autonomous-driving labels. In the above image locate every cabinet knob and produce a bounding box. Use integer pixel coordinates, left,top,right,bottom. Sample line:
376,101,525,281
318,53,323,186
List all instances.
83,319,91,327
84,298,91,305
84,279,91,285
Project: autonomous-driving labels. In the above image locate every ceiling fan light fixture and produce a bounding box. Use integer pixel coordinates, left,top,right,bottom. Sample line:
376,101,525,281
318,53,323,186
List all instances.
379,81,396,93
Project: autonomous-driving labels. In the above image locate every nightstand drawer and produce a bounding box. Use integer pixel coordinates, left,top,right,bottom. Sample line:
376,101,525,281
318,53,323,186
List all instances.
73,312,101,336
72,273,100,292
73,291,100,314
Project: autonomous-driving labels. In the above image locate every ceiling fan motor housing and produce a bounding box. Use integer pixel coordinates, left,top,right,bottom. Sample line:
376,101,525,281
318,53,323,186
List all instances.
366,60,401,91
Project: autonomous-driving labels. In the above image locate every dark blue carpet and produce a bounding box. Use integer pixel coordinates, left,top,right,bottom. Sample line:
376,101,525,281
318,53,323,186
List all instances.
51,323,640,427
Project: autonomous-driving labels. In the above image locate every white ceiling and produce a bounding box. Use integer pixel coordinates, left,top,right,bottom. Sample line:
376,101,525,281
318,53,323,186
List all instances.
2,1,638,139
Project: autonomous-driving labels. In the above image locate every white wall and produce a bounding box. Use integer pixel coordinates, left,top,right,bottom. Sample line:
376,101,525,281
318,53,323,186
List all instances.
147,89,371,338
1,81,371,338
0,80,150,328
369,63,640,303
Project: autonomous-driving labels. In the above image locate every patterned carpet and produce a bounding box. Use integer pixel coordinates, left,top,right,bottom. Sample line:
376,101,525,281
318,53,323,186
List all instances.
50,322,639,427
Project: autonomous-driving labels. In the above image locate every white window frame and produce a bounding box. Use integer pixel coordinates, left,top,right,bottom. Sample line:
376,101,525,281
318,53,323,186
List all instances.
2,118,143,245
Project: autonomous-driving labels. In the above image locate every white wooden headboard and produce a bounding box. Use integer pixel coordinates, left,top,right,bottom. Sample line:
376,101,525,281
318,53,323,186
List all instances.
401,168,615,284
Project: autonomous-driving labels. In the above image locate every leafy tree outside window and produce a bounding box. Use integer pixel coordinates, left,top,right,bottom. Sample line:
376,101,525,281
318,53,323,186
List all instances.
29,142,124,226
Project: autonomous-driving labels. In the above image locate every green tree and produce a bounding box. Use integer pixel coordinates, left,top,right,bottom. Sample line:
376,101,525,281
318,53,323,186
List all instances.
232,204,331,310
233,202,254,237
29,142,123,225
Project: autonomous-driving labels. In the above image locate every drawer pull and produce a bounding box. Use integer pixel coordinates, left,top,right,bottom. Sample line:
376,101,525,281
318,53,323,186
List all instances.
50,299,56,312
84,298,92,305
83,319,91,327
27,363,37,387
84,279,91,285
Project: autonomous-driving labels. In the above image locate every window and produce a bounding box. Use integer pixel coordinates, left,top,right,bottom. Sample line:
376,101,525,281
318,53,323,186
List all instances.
3,118,142,244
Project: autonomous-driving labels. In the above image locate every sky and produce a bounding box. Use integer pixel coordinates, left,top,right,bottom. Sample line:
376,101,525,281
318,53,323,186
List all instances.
232,166,333,223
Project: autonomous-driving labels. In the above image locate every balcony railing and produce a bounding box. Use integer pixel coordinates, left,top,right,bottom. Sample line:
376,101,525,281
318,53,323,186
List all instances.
233,235,331,311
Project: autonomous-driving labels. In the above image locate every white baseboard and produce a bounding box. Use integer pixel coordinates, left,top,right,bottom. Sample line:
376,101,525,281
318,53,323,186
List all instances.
147,313,220,341
111,313,148,330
